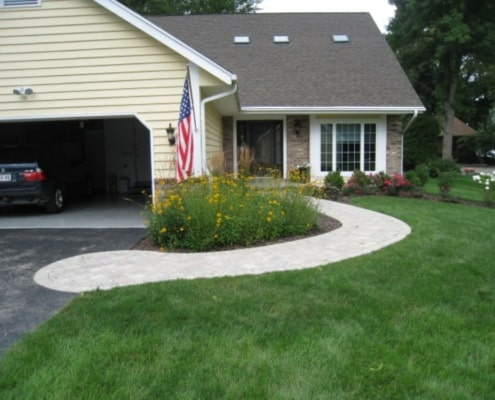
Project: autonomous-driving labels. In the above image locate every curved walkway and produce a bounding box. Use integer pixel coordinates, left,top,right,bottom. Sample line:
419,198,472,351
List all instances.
34,200,411,293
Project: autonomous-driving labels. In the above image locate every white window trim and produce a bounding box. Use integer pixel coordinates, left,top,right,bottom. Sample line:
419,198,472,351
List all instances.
1,0,41,8
309,116,387,179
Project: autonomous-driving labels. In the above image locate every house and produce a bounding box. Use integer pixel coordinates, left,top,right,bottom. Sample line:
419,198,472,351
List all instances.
0,0,425,196
438,117,478,161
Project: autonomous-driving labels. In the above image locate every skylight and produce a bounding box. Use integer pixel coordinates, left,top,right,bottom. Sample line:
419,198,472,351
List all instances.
332,34,349,43
1,0,41,7
273,35,290,44
234,35,250,44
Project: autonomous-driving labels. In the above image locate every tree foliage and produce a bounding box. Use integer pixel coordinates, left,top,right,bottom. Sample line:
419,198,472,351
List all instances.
403,115,440,170
118,0,261,15
387,0,495,159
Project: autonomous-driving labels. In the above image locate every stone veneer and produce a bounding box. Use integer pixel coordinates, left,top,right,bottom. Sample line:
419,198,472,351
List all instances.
386,115,403,175
286,115,310,171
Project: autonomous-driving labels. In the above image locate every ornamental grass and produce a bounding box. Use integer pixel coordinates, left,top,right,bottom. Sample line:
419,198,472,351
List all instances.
147,175,319,252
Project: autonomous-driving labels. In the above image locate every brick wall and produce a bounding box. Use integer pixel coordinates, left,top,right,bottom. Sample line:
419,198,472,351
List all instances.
386,115,403,175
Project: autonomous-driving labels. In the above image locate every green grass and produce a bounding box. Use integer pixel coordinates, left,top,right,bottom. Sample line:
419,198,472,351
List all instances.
424,174,487,202
1,197,495,399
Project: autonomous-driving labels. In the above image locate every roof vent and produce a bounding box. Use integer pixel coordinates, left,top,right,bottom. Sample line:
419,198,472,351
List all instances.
234,35,250,44
273,35,290,44
332,34,349,43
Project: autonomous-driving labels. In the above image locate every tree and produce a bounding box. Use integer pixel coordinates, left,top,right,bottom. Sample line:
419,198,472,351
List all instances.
118,0,261,15
403,115,440,170
387,0,495,159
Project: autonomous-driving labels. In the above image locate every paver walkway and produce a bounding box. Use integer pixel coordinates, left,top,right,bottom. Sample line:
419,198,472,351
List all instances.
34,199,411,293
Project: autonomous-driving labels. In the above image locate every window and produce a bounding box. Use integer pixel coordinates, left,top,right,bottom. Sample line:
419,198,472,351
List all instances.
273,35,290,44
364,124,376,171
234,35,250,44
319,122,377,172
320,124,333,172
336,123,361,171
1,0,40,7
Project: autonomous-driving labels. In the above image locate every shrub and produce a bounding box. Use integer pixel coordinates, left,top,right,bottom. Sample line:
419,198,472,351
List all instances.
289,165,310,183
428,158,460,178
382,173,412,196
146,175,319,251
343,170,377,196
324,171,344,189
437,171,459,201
404,171,421,187
414,163,430,187
370,171,391,191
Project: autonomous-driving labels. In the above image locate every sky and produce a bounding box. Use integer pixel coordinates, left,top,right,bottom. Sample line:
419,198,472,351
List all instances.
258,0,396,33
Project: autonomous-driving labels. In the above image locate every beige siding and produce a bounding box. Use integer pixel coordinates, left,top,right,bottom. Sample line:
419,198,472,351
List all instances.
204,102,224,172
0,0,191,179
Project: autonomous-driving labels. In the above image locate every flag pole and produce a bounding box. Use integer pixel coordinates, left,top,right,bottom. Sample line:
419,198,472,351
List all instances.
186,65,198,134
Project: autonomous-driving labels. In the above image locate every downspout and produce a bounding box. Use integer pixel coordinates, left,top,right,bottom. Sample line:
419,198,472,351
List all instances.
200,80,238,174
400,109,419,174
403,109,419,134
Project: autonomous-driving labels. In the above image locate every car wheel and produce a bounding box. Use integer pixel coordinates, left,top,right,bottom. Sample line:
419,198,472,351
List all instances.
46,187,65,213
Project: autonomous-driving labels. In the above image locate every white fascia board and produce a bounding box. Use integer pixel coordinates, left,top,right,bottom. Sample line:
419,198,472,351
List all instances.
0,112,146,124
93,0,236,85
241,106,426,115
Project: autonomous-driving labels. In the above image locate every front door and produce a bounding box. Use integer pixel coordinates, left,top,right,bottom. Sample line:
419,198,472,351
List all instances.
237,120,283,175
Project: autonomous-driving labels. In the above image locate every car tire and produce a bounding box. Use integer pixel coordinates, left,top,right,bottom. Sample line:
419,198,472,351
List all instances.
45,186,65,213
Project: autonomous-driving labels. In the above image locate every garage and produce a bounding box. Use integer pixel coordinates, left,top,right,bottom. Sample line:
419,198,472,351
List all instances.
0,117,152,226
0,117,152,197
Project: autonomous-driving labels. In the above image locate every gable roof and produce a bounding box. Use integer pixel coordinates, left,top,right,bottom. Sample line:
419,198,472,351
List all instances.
439,117,478,137
147,13,425,113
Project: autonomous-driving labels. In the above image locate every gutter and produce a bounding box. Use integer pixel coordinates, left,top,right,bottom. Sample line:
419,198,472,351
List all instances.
241,106,426,115
200,81,238,174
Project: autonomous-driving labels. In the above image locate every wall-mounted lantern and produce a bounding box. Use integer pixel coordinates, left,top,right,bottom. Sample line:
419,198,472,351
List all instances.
166,123,176,146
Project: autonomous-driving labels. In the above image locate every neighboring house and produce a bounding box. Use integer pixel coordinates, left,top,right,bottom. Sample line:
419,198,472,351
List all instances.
438,117,477,161
0,0,424,196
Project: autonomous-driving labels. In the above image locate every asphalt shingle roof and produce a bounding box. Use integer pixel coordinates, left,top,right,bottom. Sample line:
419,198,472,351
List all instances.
147,13,424,110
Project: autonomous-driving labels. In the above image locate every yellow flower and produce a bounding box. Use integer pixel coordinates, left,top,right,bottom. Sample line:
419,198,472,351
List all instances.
160,227,167,234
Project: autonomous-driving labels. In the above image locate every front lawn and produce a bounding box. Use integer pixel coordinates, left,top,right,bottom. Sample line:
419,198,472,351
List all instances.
1,197,494,399
424,173,489,203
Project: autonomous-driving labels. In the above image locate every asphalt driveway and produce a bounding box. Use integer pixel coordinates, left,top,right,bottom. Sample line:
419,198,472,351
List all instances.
0,228,145,358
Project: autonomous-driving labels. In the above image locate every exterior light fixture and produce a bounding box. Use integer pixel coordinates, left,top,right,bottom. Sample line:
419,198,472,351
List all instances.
294,120,302,135
13,87,34,97
166,123,176,146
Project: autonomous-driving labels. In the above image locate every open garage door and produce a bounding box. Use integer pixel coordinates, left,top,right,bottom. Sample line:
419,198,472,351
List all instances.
0,117,152,198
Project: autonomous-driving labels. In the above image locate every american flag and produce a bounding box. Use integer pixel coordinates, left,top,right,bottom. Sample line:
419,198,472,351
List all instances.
175,75,193,182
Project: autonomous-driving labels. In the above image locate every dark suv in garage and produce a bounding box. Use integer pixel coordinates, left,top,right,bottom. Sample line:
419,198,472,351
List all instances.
0,143,91,213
